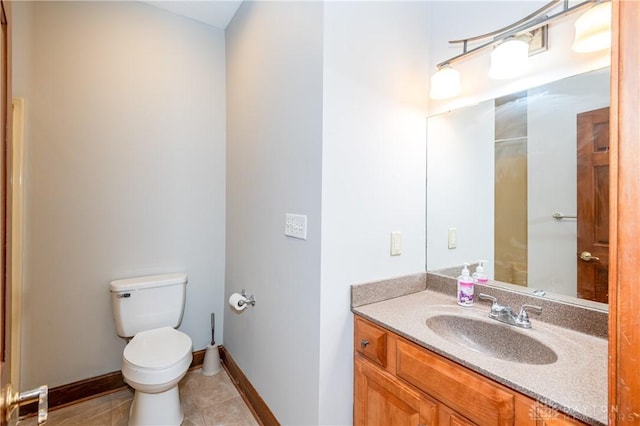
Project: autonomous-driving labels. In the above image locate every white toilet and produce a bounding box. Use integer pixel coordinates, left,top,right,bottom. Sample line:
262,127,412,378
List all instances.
110,273,193,426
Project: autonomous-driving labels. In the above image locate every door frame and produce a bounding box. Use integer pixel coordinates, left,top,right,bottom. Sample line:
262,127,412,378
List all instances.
0,0,13,424
609,1,640,424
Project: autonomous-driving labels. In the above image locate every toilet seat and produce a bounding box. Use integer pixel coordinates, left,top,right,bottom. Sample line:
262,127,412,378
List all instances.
122,327,193,389
124,327,192,371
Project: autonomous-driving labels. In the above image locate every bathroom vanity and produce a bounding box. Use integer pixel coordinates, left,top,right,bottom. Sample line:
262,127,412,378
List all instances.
351,274,607,426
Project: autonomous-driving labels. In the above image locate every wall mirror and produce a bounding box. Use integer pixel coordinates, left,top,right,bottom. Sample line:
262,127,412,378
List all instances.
426,66,610,309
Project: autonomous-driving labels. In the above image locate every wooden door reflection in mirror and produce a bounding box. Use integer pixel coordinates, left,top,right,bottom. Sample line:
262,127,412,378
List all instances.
577,107,609,303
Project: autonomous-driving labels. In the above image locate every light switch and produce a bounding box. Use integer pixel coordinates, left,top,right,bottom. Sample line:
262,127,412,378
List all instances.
448,228,457,249
285,214,307,240
391,232,402,256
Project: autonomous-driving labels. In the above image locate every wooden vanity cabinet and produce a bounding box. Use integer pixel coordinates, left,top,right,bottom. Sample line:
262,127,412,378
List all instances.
354,315,586,426
355,356,438,426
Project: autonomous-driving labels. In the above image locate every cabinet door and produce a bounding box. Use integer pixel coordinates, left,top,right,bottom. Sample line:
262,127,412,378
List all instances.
438,403,477,426
355,356,437,426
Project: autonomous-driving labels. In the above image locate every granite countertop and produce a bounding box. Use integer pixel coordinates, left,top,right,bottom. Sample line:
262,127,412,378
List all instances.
352,289,608,426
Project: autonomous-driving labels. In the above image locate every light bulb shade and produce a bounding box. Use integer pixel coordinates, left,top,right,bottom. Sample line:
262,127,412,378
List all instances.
488,38,530,80
572,1,611,53
430,66,461,100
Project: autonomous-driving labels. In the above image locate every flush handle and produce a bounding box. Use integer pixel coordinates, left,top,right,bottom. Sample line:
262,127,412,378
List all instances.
580,251,600,262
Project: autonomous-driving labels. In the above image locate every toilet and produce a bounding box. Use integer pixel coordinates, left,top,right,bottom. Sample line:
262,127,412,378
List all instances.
110,273,193,426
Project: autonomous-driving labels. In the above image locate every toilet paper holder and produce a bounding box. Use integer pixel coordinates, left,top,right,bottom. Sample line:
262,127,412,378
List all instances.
238,289,256,307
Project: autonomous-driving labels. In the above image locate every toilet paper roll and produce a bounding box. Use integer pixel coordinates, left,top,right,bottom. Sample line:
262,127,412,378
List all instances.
229,293,248,311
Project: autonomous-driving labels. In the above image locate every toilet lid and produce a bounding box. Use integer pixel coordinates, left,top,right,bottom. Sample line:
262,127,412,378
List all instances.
124,327,192,370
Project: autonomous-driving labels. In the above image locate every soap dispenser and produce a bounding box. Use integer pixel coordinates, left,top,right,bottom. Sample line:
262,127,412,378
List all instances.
472,260,489,285
457,263,474,306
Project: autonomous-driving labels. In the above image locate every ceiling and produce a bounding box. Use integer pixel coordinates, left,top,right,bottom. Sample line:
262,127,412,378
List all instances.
141,1,243,29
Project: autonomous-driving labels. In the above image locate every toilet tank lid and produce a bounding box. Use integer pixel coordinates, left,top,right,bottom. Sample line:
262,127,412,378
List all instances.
109,273,187,292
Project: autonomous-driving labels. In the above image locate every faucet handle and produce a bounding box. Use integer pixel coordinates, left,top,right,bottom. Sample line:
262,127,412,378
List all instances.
516,304,542,328
522,304,542,313
478,294,507,315
478,293,497,304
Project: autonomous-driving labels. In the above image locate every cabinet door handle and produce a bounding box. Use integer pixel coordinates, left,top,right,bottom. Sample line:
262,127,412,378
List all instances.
360,339,369,348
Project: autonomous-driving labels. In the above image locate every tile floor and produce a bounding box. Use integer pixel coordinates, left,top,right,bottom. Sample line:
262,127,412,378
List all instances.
18,368,259,426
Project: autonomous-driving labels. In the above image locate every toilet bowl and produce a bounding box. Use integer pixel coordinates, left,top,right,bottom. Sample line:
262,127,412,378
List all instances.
122,327,193,425
109,273,192,426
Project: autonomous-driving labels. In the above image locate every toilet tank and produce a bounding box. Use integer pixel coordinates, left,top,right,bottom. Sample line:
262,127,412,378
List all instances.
110,273,187,338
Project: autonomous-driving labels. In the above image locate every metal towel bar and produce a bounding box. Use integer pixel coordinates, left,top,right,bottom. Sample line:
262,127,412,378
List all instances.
552,212,577,220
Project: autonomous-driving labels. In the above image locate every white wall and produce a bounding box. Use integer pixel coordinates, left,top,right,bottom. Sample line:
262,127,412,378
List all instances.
320,2,429,424
225,2,324,424
13,1,226,389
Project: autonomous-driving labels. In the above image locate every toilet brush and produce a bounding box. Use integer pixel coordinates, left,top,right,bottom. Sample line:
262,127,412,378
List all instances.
211,312,215,346
202,312,221,376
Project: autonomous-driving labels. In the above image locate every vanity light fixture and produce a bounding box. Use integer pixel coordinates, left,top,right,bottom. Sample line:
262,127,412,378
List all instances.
488,35,532,80
430,64,461,99
430,0,611,100
572,1,612,53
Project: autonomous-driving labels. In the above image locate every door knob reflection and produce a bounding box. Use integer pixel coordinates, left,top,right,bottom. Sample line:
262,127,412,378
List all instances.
580,251,600,262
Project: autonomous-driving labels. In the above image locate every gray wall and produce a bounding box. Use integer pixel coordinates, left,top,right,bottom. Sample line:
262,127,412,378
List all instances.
13,1,227,389
225,1,324,424
225,1,429,424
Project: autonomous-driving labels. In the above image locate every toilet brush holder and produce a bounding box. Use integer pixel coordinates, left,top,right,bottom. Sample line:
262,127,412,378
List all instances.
202,344,221,376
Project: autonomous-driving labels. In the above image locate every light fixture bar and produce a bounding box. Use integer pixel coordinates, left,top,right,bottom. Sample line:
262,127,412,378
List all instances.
435,0,599,69
449,0,561,49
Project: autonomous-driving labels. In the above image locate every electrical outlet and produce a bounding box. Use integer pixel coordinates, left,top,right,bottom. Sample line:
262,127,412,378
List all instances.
448,228,457,249
285,214,307,240
391,232,402,256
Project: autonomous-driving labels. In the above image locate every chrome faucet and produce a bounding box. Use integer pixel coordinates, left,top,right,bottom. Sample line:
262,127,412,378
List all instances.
478,293,542,329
